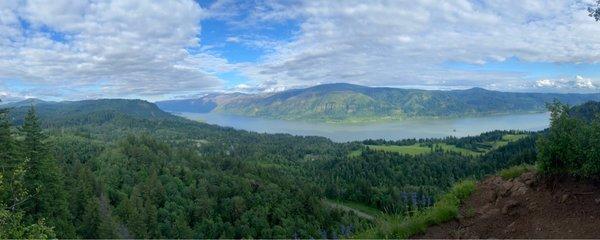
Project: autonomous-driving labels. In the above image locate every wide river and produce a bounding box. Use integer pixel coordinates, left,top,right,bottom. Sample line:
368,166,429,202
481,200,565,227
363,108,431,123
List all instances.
177,112,550,142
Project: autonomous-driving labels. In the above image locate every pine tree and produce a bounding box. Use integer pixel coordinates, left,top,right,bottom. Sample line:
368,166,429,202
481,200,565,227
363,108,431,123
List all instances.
20,106,76,237
0,103,15,165
0,102,55,238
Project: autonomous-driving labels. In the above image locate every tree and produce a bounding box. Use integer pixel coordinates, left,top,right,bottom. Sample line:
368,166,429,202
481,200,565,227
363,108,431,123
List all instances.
0,100,16,165
0,101,55,238
20,106,76,237
590,0,600,21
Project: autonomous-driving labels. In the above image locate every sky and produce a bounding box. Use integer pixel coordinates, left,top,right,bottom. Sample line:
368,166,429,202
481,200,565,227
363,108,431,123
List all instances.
0,0,599,102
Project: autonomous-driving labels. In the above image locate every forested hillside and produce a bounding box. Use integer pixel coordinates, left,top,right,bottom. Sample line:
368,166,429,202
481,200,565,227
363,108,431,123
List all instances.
417,101,600,239
0,99,540,238
156,83,600,122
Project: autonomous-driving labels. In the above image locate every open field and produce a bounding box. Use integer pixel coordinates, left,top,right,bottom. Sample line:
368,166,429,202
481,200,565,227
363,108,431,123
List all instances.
351,133,529,157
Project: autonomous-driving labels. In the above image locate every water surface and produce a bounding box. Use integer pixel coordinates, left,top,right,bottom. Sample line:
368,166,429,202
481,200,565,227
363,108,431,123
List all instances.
177,112,549,142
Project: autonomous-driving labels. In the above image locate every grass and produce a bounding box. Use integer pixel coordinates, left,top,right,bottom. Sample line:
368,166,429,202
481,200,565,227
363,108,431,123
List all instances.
327,199,383,217
498,164,536,180
365,143,479,156
355,180,476,239
367,144,432,155
348,149,363,157
490,134,528,149
359,133,529,158
435,143,481,157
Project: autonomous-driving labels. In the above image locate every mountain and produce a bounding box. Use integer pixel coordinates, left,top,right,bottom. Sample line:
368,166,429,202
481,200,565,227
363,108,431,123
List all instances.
0,98,53,108
157,83,600,122
1,97,540,238
7,99,175,126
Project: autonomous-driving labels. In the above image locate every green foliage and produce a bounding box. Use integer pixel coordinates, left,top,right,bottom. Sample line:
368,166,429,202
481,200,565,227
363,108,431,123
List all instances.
0,103,56,239
2,99,543,238
20,107,75,238
498,164,536,180
359,180,476,239
195,83,600,122
537,101,600,178
367,144,433,155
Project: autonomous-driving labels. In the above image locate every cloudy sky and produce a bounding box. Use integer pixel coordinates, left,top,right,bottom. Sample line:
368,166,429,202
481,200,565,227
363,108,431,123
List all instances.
1,0,599,102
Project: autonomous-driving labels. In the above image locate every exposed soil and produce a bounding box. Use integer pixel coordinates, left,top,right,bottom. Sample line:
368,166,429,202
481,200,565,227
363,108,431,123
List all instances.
419,172,600,239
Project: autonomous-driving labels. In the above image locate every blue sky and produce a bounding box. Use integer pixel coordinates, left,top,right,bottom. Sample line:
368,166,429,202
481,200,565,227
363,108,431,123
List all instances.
0,0,599,102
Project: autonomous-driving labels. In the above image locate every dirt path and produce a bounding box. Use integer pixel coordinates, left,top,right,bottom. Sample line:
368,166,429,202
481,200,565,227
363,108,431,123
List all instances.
322,200,376,220
419,172,600,239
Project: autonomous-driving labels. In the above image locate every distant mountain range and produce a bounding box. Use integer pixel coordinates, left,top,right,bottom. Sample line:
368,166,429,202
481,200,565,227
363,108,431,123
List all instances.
3,99,174,126
156,83,600,123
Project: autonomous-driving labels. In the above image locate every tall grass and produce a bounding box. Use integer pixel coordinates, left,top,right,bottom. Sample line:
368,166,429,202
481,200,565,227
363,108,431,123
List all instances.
355,180,476,239
498,164,536,180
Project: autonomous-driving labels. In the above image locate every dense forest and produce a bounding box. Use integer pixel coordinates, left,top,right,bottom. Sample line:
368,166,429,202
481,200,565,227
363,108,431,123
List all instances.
0,99,544,238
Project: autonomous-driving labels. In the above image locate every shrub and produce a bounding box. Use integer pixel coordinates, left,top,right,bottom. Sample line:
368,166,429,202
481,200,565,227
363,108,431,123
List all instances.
537,101,600,179
366,180,476,239
498,164,536,180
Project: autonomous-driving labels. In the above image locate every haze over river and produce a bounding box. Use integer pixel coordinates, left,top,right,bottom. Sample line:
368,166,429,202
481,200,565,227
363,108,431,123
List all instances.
177,112,550,142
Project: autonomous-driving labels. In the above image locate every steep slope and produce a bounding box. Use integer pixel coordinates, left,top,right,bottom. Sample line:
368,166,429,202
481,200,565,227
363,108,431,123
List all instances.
420,172,600,239
157,83,600,122
155,92,252,113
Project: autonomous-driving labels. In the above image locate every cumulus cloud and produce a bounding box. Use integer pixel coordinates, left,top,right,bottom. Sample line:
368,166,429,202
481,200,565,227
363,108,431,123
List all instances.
535,75,598,92
2,0,600,101
223,0,600,92
0,0,228,100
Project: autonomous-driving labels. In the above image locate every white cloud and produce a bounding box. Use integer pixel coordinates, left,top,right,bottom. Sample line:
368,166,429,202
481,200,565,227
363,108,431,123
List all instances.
226,36,240,43
0,0,228,100
228,0,600,92
535,75,598,92
2,0,600,101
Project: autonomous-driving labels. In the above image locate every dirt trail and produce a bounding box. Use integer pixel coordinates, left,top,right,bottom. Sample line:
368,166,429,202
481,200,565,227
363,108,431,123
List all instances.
419,172,600,239
322,200,376,220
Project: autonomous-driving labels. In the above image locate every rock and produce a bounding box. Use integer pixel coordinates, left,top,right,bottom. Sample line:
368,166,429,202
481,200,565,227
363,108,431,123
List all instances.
483,190,498,203
510,181,528,196
504,221,517,234
477,203,492,214
519,172,535,182
500,181,514,196
560,194,569,203
502,200,519,215
524,179,534,187
595,198,600,204
481,208,500,219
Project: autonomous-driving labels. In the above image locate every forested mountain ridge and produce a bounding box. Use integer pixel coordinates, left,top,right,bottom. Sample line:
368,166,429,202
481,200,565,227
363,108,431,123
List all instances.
156,83,600,122
5,99,175,126
0,98,540,238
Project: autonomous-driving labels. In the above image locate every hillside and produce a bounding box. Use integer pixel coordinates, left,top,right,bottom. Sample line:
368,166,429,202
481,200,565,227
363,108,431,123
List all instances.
420,171,600,238
0,98,539,238
6,99,175,126
156,83,600,122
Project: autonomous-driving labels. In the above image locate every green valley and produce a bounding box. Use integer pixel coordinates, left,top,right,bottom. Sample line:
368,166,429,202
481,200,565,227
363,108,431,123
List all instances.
0,98,541,238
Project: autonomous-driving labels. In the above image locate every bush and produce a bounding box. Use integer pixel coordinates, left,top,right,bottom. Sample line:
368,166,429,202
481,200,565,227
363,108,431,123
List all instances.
361,180,476,239
537,102,600,178
498,164,536,180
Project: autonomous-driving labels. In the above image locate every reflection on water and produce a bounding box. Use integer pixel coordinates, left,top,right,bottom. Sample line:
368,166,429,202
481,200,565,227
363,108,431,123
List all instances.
177,112,550,142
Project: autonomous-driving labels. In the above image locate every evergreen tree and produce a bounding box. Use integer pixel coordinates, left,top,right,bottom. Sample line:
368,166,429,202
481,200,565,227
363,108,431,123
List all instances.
0,102,16,166
20,106,76,237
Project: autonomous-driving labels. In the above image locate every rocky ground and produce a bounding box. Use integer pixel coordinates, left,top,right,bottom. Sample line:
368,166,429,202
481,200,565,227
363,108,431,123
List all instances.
419,171,600,239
